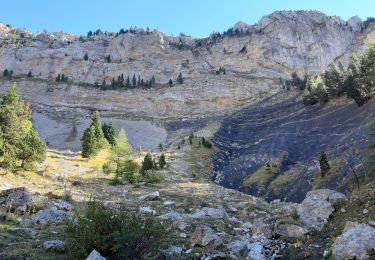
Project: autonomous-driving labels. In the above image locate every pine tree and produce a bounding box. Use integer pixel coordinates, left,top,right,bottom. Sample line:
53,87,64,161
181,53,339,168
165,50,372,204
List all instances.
113,128,132,162
106,55,111,62
81,111,109,158
126,75,131,87
158,143,163,152
158,153,166,169
27,71,32,77
91,111,109,149
324,63,344,97
84,53,89,61
169,79,173,87
319,151,330,177
18,128,46,168
141,153,154,174
132,74,137,87
102,121,116,146
3,69,9,77
82,125,97,158
0,83,46,170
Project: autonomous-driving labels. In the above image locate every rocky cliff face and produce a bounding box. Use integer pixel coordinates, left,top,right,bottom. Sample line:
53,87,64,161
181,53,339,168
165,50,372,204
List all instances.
1,11,374,120
0,11,372,84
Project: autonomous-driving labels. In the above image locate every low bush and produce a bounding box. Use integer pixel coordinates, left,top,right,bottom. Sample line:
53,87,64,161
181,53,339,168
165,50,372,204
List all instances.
102,161,117,175
144,169,164,183
65,201,165,259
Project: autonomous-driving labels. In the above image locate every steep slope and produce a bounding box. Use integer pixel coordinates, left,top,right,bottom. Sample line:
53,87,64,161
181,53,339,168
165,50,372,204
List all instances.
213,90,375,202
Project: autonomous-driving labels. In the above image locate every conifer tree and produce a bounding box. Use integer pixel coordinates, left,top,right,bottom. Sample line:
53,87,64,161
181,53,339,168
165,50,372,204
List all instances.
126,75,131,87
319,151,330,177
113,128,132,162
0,83,46,170
82,125,97,158
177,72,184,84
141,153,154,174
102,121,116,146
132,74,137,87
158,153,166,169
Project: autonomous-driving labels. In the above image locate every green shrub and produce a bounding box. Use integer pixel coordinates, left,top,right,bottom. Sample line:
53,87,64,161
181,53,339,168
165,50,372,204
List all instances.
65,201,165,259
201,137,213,149
102,161,117,175
118,160,140,184
144,169,164,183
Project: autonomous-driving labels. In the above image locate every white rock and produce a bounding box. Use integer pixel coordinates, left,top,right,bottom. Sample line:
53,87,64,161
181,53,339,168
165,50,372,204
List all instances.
169,245,183,255
163,200,175,206
49,199,74,211
86,249,106,260
247,242,264,260
274,222,309,238
297,189,346,231
190,225,223,249
139,206,156,215
22,208,73,226
44,240,65,252
138,191,159,201
332,221,375,260
158,211,182,221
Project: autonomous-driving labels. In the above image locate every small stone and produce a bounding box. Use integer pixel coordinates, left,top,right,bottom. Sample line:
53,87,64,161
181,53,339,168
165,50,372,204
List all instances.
229,206,238,213
174,221,189,231
49,199,74,211
138,191,159,201
169,246,183,255
363,208,369,214
158,211,182,221
180,233,187,238
86,249,106,260
139,206,156,215
163,200,175,206
44,240,65,252
341,208,346,213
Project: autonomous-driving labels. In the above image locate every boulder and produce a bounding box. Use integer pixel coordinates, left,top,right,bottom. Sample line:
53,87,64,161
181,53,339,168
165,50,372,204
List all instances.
22,208,73,226
44,240,65,252
190,225,223,249
252,219,273,238
138,191,160,201
297,189,346,231
332,221,375,259
274,222,309,238
86,249,106,260
0,187,33,215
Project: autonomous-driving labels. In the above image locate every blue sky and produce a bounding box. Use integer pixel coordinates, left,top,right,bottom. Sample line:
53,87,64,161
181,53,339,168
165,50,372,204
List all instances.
1,0,374,38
